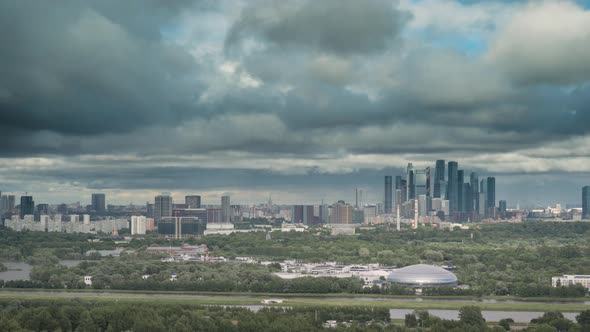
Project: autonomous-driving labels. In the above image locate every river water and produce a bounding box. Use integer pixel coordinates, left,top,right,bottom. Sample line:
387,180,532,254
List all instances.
0,261,82,281
388,309,579,323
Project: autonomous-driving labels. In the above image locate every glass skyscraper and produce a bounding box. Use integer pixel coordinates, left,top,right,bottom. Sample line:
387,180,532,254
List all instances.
470,172,479,214
447,161,458,215
487,177,496,210
433,160,445,198
19,196,35,219
384,176,393,213
91,193,106,213
407,163,415,200
457,170,464,212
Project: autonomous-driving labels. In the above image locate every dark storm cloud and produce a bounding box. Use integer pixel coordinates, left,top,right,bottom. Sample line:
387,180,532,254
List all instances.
225,0,411,55
0,1,201,138
1,0,590,207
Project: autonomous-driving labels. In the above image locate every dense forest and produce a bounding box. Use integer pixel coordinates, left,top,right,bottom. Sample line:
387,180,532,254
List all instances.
1,222,589,297
0,299,588,332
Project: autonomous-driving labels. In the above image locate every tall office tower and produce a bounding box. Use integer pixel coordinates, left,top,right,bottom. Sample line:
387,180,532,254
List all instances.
319,204,329,224
0,195,7,214
146,202,154,218
395,176,407,203
35,204,49,221
8,195,15,212
433,160,445,198
447,161,459,215
19,196,35,219
329,203,353,224
391,175,405,209
401,180,407,202
395,176,402,192
407,163,415,200
457,170,465,212
384,176,393,213
413,167,431,197
185,195,201,208
418,195,428,217
221,195,231,223
395,189,402,213
355,188,364,209
154,194,173,221
470,172,479,214
91,193,106,213
463,183,472,213
582,186,590,219
499,200,507,218
479,192,487,217
487,177,496,216
292,205,314,225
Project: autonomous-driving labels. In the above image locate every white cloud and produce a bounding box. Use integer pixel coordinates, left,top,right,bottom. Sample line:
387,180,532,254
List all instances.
487,0,590,84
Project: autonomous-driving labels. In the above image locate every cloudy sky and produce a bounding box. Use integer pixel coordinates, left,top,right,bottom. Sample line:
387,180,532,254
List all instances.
1,0,590,207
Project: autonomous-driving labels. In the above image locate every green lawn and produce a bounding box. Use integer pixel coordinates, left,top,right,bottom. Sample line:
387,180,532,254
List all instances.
0,291,587,312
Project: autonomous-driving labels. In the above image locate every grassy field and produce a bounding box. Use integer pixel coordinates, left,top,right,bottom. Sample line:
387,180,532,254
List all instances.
2,288,588,302
0,291,588,312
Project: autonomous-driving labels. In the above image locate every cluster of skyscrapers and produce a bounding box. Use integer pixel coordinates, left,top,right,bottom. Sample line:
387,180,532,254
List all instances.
385,160,500,222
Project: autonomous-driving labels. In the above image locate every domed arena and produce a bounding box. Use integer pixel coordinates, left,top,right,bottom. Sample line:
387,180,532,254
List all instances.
387,264,458,288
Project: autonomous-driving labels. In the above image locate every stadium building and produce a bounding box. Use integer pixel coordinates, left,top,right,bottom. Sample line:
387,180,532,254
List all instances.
387,264,458,288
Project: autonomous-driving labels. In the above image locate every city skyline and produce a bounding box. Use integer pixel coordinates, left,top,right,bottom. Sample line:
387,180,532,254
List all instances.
1,1,590,206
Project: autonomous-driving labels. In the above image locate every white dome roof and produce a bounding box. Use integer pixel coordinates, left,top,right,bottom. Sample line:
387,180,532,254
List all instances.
387,264,457,286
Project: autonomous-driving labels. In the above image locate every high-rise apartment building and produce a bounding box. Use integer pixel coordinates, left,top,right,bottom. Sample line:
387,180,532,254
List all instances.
433,160,445,198
19,196,35,219
292,205,314,225
154,194,173,221
185,195,201,209
329,203,353,224
384,176,393,213
583,186,590,219
221,195,231,223
131,216,147,235
91,193,106,213
447,161,458,215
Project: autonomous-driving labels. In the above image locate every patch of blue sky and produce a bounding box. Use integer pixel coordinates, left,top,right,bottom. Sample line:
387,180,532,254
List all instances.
433,34,488,57
160,23,183,42
406,27,489,57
